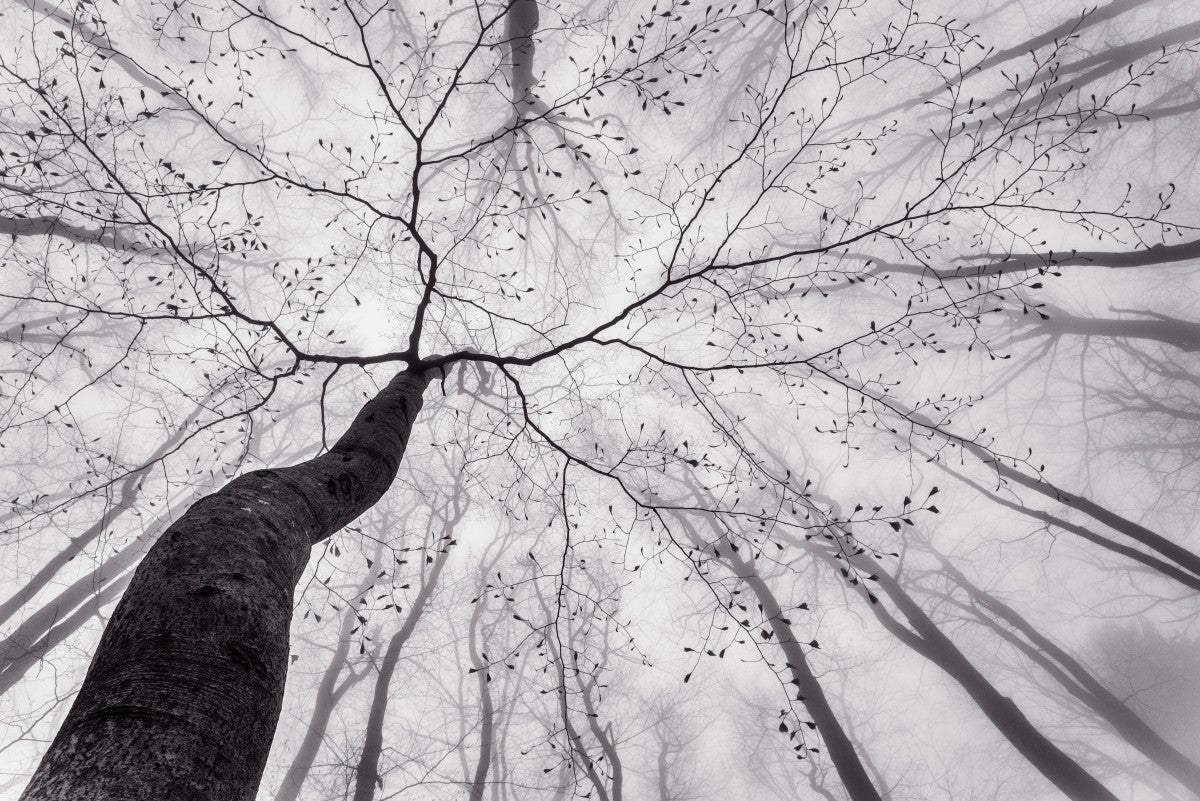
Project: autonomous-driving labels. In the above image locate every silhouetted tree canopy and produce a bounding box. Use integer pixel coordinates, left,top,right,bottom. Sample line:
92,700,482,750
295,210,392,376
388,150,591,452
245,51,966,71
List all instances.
2,0,1200,799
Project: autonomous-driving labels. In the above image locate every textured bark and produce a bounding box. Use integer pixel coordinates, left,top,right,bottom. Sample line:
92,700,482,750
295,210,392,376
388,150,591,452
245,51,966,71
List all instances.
20,369,430,801
351,540,451,801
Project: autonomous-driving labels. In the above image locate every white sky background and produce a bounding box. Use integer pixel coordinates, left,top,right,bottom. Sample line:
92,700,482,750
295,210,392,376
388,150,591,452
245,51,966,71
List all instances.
2,0,1200,799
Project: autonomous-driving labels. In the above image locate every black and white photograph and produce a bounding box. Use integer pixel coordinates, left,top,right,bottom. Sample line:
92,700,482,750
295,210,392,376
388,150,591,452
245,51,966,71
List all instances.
2,0,1199,798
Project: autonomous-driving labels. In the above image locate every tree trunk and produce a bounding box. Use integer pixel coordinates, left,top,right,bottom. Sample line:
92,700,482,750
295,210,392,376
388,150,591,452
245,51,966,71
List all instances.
936,466,1200,592
723,549,884,801
20,368,430,801
801,534,1121,801
273,542,383,801
896,397,1200,584
467,588,497,801
0,494,194,694
673,511,884,801
351,539,451,801
655,738,672,801
955,441,1200,583
0,568,130,695
577,674,623,801
546,633,611,801
933,556,1200,795
0,399,209,628
271,605,368,801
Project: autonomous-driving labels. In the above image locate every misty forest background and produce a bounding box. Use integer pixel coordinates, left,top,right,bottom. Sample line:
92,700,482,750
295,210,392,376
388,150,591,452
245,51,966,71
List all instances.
2,0,1200,799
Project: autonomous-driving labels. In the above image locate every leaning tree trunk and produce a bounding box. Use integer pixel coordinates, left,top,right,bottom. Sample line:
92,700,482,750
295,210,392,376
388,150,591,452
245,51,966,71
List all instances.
721,548,884,801
542,622,613,801
876,392,1200,585
0,396,211,629
0,567,131,696
0,493,196,695
352,540,451,801
577,673,624,801
272,601,370,801
20,368,430,801
938,466,1200,592
798,533,1122,801
466,584,497,801
674,513,885,801
274,541,385,801
931,554,1200,795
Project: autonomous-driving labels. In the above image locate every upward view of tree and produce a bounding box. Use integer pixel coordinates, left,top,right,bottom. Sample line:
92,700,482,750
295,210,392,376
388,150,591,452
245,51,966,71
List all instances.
2,0,1199,799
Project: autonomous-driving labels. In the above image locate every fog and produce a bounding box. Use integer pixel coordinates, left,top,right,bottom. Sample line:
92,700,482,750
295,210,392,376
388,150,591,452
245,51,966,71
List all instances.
1,0,1199,799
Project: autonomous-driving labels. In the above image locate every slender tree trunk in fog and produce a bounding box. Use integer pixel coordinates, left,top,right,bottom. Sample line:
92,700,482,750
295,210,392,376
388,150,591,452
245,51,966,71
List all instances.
799,534,1122,801
0,494,195,695
936,466,1200,592
548,763,571,801
675,513,885,801
655,738,672,801
725,553,884,801
1005,472,1200,581
932,556,1200,795
544,627,613,801
577,672,624,801
0,401,208,628
897,400,1200,584
0,569,130,695
274,543,384,801
272,606,368,801
352,539,452,801
966,449,1200,582
20,369,430,801
0,515,137,642
854,0,1155,126
467,588,497,801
